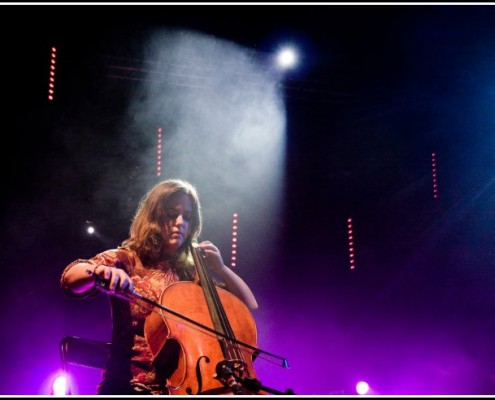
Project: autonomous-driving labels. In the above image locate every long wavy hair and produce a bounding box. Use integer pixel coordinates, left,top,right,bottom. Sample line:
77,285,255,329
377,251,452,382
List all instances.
121,179,202,266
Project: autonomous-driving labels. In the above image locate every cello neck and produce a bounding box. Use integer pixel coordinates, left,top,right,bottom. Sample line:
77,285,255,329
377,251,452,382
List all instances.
190,242,238,356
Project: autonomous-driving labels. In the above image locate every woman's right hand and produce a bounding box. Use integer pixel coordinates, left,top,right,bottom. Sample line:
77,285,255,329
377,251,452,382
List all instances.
93,265,135,293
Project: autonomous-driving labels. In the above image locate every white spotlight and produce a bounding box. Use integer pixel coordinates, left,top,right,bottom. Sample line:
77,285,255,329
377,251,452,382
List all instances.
275,46,298,70
356,381,370,395
51,375,68,395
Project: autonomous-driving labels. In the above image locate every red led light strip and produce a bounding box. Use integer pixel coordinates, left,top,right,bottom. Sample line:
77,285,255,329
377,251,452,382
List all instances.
157,128,162,176
431,152,438,199
48,47,56,101
231,212,238,268
347,217,355,270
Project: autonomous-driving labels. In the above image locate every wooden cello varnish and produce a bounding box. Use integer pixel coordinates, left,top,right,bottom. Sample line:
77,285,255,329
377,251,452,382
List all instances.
144,243,261,395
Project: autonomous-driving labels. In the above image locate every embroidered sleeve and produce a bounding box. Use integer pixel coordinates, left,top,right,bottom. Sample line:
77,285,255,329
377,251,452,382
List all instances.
60,249,136,298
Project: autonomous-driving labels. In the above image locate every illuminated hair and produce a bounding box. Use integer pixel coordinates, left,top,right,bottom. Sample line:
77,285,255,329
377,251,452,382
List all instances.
122,179,202,265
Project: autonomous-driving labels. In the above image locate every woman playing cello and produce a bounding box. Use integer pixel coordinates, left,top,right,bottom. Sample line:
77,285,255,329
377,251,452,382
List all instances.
60,178,259,395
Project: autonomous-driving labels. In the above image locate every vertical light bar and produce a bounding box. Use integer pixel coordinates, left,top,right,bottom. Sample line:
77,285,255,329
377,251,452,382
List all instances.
431,152,439,199
47,47,57,101
157,127,162,176
231,212,238,268
347,217,355,270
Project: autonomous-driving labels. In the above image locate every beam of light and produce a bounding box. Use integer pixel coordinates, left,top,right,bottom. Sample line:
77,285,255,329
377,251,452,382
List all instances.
123,28,286,279
48,46,57,101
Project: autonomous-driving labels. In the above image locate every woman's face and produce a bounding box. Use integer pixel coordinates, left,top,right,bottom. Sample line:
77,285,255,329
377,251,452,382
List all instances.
161,192,193,256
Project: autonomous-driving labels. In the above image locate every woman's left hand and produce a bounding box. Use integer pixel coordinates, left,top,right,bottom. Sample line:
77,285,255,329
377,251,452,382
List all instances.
198,240,226,275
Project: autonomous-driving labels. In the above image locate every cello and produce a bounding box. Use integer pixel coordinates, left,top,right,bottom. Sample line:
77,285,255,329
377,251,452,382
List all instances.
144,241,262,395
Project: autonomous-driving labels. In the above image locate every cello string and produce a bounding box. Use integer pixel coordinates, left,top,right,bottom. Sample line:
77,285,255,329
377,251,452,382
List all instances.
191,243,243,364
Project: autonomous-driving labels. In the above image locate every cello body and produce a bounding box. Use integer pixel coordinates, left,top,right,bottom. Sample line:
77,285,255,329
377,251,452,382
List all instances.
144,280,260,395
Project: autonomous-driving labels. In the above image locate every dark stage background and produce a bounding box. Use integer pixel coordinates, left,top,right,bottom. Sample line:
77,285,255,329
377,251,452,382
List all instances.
2,3,495,396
